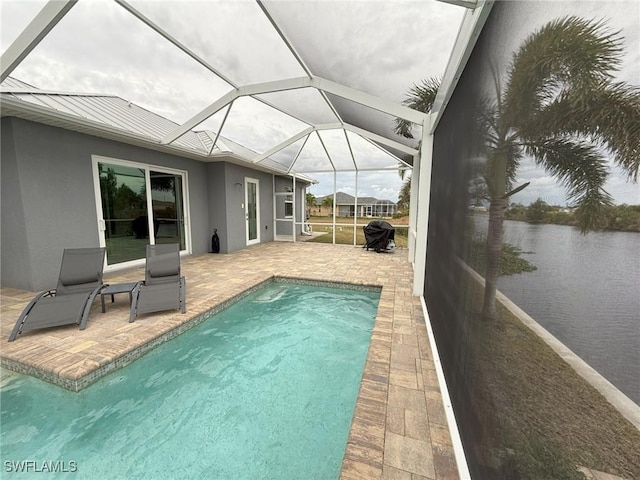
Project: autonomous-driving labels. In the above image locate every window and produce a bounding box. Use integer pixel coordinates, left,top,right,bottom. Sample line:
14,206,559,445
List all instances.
284,200,293,218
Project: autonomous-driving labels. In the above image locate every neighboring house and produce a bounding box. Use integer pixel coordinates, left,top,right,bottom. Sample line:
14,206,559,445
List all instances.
0,77,310,291
315,192,397,218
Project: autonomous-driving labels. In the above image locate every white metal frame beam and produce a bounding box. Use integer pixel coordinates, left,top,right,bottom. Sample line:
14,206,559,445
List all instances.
311,77,426,125
430,0,494,132
316,131,336,172
342,124,418,157
160,77,311,145
286,134,311,174
115,0,236,86
3,0,425,182
255,1,345,125
116,0,315,132
250,122,419,166
255,0,312,78
436,0,477,9
0,0,76,82
161,76,428,146
341,128,358,172
253,126,316,163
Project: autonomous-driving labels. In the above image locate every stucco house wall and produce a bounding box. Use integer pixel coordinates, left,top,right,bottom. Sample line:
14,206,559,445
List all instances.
1,116,305,291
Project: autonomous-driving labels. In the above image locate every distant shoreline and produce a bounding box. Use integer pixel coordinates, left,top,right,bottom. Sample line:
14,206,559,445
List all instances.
470,204,640,233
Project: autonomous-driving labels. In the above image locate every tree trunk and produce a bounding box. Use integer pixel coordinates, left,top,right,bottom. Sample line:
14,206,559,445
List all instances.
482,197,507,320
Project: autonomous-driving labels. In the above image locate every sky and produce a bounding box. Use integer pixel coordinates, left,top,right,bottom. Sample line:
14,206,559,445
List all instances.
1,0,638,205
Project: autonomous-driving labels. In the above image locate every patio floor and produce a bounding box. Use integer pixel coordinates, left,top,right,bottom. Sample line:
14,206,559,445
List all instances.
0,242,459,480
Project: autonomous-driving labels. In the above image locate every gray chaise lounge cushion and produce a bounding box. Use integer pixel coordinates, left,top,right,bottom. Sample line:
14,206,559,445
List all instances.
8,247,106,341
129,244,186,322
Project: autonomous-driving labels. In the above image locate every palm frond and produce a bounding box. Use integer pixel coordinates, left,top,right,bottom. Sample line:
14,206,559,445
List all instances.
525,82,640,181
524,138,613,232
504,16,624,126
394,77,440,138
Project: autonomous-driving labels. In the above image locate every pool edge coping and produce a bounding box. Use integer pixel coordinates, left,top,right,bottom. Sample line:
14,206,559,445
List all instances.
1,276,383,392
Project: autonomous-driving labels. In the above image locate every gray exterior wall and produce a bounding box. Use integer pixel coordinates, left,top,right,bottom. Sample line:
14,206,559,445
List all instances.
222,163,275,253
273,176,307,237
206,162,228,253
1,117,299,290
0,118,33,290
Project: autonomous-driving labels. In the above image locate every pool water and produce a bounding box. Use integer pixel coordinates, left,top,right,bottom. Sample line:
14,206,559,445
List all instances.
0,282,380,479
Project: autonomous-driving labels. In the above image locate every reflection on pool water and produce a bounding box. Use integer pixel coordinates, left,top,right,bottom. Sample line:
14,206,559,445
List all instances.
0,282,380,480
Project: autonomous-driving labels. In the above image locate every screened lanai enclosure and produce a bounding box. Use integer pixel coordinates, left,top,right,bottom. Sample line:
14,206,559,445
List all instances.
0,0,458,252
3,1,640,479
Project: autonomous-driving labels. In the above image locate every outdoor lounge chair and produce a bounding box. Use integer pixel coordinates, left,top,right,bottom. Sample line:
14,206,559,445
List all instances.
129,244,186,322
8,247,106,342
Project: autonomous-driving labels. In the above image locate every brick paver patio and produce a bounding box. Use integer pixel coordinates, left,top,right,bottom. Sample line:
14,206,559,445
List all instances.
0,242,459,480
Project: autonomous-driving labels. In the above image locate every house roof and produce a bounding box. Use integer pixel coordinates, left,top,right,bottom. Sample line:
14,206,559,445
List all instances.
0,1,494,178
0,78,317,182
317,192,396,206
1,81,225,154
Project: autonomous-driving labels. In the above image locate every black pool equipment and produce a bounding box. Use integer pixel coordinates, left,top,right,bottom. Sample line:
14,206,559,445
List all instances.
363,221,395,253
211,229,220,253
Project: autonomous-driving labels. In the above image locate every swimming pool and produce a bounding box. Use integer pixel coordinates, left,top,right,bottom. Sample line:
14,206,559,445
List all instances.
1,281,380,479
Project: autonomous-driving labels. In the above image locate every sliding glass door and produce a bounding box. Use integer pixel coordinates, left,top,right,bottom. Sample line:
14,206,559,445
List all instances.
94,157,188,267
150,170,186,248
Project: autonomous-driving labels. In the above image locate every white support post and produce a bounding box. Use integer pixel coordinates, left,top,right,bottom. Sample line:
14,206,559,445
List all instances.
354,171,359,246
292,174,297,243
302,184,308,237
408,153,420,265
332,172,337,245
413,128,434,296
272,175,277,238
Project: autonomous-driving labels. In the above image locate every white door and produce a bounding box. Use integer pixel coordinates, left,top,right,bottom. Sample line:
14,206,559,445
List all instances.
245,178,260,245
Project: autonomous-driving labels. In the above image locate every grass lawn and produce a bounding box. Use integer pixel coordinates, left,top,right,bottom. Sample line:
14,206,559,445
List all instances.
465,274,640,479
306,216,409,247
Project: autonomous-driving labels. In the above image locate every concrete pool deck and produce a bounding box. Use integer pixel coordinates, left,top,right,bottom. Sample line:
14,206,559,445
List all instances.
0,242,459,480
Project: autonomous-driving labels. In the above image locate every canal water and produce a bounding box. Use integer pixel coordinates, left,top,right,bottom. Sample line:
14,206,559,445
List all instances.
473,216,640,404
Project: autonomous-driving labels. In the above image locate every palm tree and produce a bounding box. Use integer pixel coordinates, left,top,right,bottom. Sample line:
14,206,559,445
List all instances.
396,16,640,320
397,175,412,212
479,16,639,319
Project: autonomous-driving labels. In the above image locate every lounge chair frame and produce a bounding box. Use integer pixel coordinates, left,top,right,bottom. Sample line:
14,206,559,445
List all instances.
8,247,106,342
129,244,186,322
